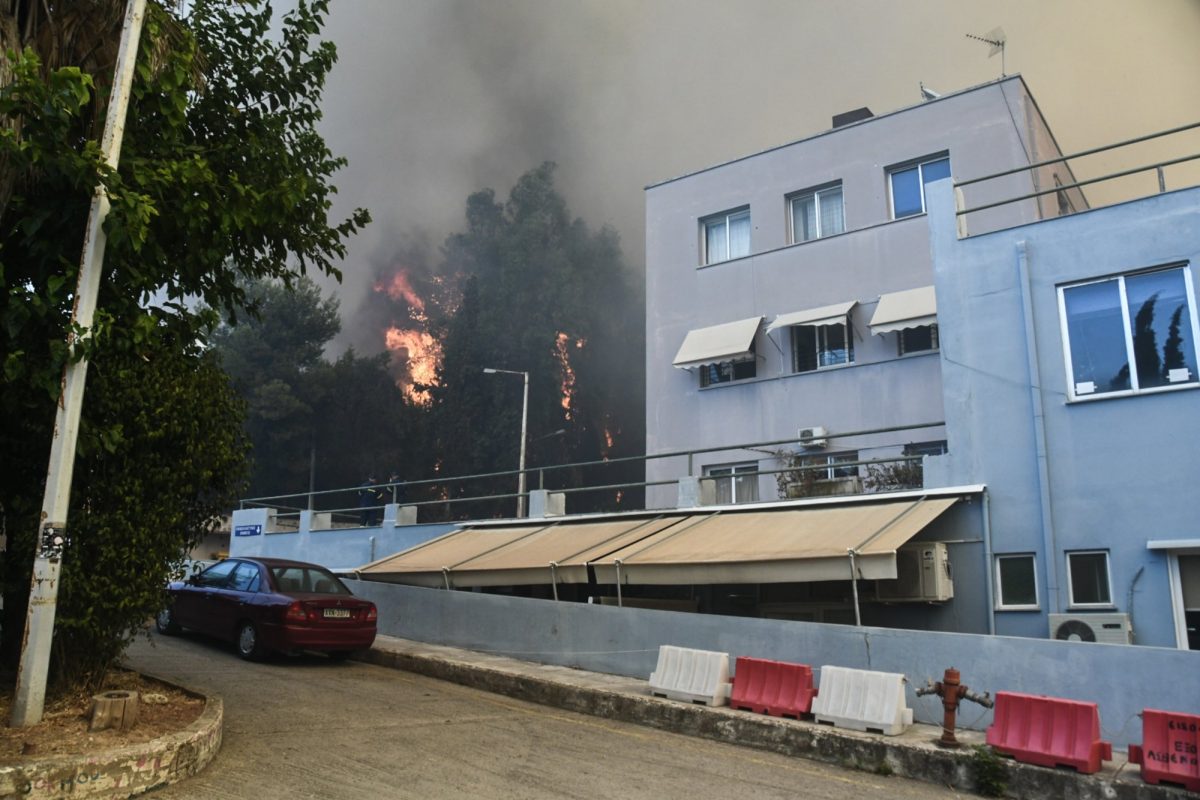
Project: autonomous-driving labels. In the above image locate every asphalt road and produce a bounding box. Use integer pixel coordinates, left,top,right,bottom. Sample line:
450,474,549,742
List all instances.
125,633,965,800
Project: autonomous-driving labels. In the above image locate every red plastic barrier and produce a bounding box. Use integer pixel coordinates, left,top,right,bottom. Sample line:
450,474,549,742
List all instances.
729,656,817,719
986,691,1112,774
1128,709,1200,791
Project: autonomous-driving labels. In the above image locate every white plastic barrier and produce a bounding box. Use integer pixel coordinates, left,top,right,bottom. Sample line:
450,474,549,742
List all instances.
648,645,731,707
810,665,913,736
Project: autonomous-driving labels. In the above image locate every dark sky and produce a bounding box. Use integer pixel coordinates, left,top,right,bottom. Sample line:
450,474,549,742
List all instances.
310,0,1200,349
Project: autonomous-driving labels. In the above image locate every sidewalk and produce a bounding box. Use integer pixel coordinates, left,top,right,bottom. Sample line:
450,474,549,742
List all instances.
360,635,1189,800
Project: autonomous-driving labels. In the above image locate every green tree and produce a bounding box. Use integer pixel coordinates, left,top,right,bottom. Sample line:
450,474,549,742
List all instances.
428,164,643,515
0,0,367,688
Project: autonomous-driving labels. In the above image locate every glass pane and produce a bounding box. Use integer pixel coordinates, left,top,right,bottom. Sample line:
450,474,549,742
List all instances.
704,219,726,264
1180,555,1200,610
1069,553,1111,605
998,556,1037,606
1124,268,1198,390
830,452,858,479
792,326,817,372
792,195,816,242
920,157,951,186
727,211,751,258
900,325,935,354
891,166,923,217
818,324,851,366
733,466,759,503
1063,281,1131,394
819,188,845,236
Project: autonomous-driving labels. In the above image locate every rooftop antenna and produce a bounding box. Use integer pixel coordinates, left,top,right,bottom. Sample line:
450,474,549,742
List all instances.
966,27,1006,77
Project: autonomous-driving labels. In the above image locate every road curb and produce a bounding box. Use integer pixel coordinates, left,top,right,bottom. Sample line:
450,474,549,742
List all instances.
0,676,222,799
361,641,1192,800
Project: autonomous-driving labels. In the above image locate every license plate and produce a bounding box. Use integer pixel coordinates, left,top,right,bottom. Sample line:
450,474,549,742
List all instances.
322,608,351,619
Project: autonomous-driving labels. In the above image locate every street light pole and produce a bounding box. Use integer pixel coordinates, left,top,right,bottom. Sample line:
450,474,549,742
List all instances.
483,368,529,517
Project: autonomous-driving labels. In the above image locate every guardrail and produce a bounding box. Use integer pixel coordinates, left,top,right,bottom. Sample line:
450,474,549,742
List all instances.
239,420,946,525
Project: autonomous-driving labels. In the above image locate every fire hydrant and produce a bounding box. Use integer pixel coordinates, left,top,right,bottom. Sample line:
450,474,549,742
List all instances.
916,667,993,748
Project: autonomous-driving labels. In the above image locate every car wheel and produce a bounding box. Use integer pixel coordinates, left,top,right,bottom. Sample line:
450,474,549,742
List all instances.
155,606,181,635
236,621,266,661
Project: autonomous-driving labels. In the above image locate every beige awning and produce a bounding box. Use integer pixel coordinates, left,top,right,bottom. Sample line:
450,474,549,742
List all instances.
672,317,761,368
766,301,857,332
358,497,961,588
590,497,958,585
358,516,686,587
870,286,937,334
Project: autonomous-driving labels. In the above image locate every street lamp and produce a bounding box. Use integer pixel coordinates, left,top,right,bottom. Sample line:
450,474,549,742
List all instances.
482,367,529,517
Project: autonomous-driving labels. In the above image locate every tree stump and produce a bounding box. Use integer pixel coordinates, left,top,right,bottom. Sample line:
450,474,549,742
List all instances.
89,690,139,732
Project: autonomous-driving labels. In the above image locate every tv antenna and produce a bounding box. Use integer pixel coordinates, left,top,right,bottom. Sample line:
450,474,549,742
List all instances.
966,27,1006,77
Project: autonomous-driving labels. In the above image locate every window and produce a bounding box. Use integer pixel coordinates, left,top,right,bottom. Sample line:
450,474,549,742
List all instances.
702,207,750,265
899,324,938,355
889,155,950,218
1067,551,1112,607
1060,265,1199,399
699,341,757,386
196,560,237,588
705,463,759,504
903,440,948,457
789,184,844,242
995,554,1039,609
230,561,261,593
803,452,859,480
792,322,853,372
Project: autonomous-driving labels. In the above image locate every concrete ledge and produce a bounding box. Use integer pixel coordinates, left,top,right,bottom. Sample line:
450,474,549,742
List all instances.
0,678,222,799
361,637,1194,800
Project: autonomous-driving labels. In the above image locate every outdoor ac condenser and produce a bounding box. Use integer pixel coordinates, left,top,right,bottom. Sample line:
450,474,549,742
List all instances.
875,541,954,602
1048,612,1133,645
798,426,828,448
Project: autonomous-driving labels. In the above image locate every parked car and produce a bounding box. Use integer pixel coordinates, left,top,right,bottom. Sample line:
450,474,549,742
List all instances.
157,557,377,661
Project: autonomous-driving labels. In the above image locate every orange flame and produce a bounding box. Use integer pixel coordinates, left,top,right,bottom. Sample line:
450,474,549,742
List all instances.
384,326,441,405
554,332,585,419
374,270,425,313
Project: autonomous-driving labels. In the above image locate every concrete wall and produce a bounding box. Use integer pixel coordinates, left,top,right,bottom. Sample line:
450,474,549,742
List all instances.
644,77,1052,508
229,507,455,571
347,579,1199,746
925,179,1200,648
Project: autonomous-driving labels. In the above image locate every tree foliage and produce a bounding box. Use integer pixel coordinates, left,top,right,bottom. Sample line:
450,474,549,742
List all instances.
0,0,367,689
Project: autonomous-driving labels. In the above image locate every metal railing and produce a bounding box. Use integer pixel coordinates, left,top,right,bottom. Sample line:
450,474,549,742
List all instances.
955,120,1200,223
238,419,946,525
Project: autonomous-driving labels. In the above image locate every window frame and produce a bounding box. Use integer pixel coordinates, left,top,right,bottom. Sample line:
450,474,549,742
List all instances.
790,320,854,373
698,340,757,387
787,183,845,244
898,323,939,356
704,462,760,505
887,153,950,219
700,206,751,266
994,553,1040,611
1066,550,1114,609
1058,263,1200,401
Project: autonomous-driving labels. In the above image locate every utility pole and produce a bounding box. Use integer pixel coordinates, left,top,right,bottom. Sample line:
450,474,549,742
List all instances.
11,0,148,727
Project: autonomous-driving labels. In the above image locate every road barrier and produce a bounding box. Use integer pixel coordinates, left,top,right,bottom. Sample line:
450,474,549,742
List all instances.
729,656,817,719
810,665,913,736
986,691,1112,774
1128,709,1200,791
648,645,730,707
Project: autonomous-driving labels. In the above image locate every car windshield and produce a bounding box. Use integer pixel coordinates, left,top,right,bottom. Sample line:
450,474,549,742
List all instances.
269,566,350,595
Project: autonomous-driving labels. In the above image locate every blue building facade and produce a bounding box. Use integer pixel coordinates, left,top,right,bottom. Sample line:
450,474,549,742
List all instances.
925,179,1200,650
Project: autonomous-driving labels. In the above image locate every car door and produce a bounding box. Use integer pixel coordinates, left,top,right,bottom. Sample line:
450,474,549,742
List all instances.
176,560,237,636
207,561,263,642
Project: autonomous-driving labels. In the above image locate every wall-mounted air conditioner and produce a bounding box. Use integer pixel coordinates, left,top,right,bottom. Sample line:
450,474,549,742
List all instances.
1048,613,1133,645
876,542,954,602
798,426,828,448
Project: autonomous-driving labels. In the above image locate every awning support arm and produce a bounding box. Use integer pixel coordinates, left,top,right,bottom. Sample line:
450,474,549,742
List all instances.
441,567,451,591
848,549,862,626
549,561,559,601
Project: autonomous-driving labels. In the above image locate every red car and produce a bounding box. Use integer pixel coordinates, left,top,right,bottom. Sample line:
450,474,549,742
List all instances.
157,557,377,660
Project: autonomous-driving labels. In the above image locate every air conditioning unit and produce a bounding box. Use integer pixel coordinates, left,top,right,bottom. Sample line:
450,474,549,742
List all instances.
798,426,828,448
1049,613,1133,645
876,542,954,602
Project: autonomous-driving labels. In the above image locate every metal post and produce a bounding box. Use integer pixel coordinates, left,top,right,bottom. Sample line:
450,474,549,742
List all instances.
1157,166,1166,193
518,371,528,517
848,549,862,626
11,0,147,728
